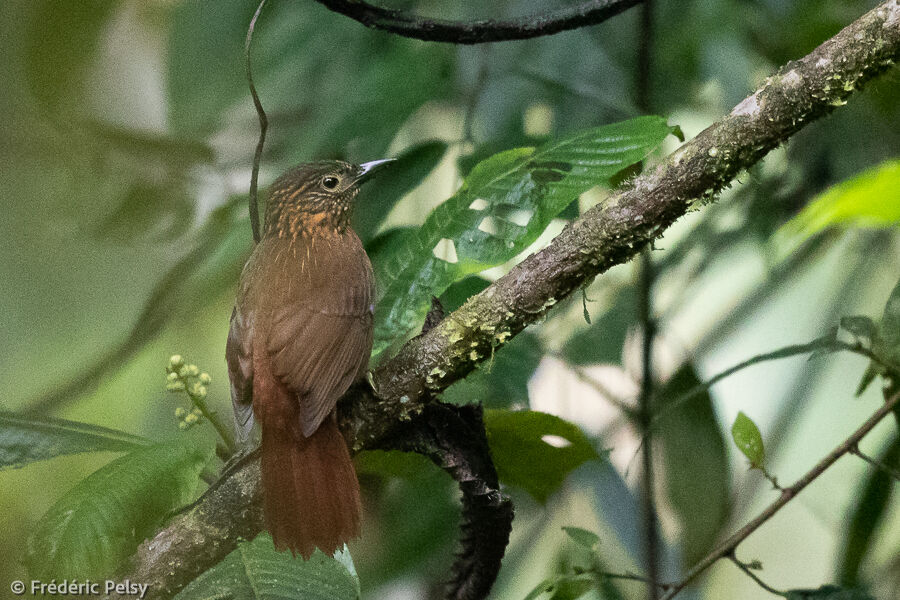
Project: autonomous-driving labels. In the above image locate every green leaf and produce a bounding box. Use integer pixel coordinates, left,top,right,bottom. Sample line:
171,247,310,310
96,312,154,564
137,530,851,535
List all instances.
354,141,448,244
484,410,601,503
24,435,214,579
373,116,676,355
562,526,600,550
839,316,877,341
784,585,875,600
175,533,360,600
774,159,900,256
731,411,766,469
0,411,149,471
656,365,731,566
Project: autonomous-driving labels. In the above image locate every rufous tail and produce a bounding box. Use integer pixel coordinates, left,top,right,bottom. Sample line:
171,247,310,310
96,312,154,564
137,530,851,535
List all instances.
260,416,361,559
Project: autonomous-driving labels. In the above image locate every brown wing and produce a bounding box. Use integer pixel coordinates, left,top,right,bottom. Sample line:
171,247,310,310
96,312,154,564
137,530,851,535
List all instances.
226,305,255,444
266,235,375,437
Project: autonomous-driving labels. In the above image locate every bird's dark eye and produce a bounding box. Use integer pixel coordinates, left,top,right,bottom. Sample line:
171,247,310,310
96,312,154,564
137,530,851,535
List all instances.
322,176,340,190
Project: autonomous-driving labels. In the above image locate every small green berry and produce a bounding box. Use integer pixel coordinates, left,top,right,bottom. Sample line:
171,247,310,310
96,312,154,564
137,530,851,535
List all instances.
185,413,199,425
190,383,208,398
183,364,200,377
166,381,186,392
178,421,189,430
169,355,185,370
175,407,187,418
199,373,211,385
167,372,180,383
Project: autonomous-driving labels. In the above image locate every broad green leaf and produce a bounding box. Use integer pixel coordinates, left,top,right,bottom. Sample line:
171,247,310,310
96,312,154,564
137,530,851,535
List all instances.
656,365,731,566
838,440,899,587
374,116,675,354
24,435,214,580
0,411,149,470
774,159,900,256
485,410,600,504
175,533,360,600
785,585,875,600
731,411,765,469
562,526,600,550
354,141,448,244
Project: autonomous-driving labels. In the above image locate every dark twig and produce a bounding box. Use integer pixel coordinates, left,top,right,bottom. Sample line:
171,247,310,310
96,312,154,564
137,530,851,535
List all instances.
637,250,661,600
849,442,900,481
246,0,268,243
635,1,660,596
659,391,900,600
314,0,641,44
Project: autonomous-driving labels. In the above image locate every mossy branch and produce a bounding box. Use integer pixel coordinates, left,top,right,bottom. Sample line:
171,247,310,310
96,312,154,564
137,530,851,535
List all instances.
115,2,900,598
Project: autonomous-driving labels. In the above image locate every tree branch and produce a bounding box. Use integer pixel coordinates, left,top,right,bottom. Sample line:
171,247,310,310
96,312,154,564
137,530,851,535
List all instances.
118,1,900,596
313,0,642,44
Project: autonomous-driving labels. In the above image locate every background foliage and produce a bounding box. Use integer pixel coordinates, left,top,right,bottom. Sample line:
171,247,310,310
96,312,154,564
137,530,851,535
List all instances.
1,1,898,599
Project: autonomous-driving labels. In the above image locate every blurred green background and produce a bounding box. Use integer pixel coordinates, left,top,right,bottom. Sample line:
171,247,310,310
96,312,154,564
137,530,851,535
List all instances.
1,0,898,598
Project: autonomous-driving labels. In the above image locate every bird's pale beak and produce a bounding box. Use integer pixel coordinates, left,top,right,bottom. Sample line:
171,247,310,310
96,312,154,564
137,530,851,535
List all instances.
356,159,395,184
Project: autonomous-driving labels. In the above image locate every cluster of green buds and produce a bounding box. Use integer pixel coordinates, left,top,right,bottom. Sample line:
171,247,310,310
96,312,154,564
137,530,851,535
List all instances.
165,355,213,430
174,405,205,430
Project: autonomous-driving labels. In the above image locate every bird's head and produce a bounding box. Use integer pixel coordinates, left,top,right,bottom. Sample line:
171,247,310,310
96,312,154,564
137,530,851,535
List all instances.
264,159,393,238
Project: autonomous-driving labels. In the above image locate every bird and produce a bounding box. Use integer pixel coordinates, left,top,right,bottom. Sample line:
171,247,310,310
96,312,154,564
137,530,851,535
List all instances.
226,159,391,558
